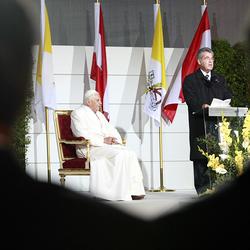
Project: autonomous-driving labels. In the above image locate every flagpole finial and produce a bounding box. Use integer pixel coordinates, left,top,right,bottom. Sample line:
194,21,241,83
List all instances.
203,0,207,5
155,0,160,4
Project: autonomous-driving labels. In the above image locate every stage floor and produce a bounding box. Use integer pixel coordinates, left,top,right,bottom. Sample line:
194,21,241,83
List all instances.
83,189,198,220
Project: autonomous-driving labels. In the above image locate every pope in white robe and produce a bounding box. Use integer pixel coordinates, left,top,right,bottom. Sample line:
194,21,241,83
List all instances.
70,90,145,201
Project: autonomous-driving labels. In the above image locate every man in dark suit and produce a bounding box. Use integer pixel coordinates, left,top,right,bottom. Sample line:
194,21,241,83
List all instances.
0,1,151,249
183,47,232,195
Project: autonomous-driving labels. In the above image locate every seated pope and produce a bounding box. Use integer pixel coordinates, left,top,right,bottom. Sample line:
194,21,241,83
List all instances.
70,90,145,201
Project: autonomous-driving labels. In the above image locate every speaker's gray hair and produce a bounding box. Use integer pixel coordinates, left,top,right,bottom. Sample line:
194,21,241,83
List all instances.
197,47,214,60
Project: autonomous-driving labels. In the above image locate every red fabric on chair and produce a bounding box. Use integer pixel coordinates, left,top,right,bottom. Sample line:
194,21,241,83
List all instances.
58,113,86,159
63,158,87,169
61,144,77,158
58,114,85,141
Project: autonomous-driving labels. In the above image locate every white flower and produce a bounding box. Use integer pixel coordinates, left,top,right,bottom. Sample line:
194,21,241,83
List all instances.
242,140,249,149
218,142,229,154
215,167,227,174
219,154,228,160
234,130,239,138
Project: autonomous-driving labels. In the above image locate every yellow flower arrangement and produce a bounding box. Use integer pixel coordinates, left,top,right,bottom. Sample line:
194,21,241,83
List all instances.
198,110,250,193
198,149,227,174
219,118,232,148
242,111,250,149
234,150,244,175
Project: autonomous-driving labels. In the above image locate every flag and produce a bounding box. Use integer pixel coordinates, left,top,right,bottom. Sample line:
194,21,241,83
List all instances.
162,5,211,123
144,4,167,127
34,0,56,124
90,2,109,119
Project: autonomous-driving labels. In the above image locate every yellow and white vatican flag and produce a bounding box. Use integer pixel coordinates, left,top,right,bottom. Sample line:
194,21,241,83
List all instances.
34,0,56,125
144,4,166,127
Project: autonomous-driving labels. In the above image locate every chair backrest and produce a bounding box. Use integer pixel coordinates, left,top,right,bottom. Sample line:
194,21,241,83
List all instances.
54,110,77,160
58,113,74,140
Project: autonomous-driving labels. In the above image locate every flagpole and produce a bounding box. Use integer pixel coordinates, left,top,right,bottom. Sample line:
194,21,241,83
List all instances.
45,107,51,183
149,119,175,192
159,121,163,190
95,0,100,110
157,0,174,193
148,0,174,193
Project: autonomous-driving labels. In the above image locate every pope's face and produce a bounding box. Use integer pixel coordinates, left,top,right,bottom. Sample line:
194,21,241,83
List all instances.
198,51,214,73
87,94,102,113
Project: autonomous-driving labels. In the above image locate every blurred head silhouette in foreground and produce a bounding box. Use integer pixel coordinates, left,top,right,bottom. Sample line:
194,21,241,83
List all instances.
0,0,33,145
0,1,150,249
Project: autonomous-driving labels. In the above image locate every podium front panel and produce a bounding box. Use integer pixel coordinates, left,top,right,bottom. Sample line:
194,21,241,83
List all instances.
208,107,248,117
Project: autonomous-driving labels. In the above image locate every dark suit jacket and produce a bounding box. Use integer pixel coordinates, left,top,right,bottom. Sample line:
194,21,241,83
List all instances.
183,69,232,160
153,166,250,249
1,148,151,249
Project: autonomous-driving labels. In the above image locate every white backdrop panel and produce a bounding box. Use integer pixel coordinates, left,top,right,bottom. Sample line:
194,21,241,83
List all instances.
28,45,194,192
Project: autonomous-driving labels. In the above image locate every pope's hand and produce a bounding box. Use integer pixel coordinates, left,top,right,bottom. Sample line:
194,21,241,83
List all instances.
104,137,118,145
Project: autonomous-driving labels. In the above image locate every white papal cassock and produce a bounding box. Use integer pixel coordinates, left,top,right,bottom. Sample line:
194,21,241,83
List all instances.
70,105,145,201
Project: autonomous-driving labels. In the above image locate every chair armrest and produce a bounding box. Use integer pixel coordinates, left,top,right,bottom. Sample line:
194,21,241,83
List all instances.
61,139,89,145
61,139,90,165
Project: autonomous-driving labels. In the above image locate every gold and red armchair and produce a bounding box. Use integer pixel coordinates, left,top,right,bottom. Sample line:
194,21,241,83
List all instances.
54,110,90,186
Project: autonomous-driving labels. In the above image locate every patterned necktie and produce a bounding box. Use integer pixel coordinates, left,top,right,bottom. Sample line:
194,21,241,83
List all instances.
205,74,209,81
